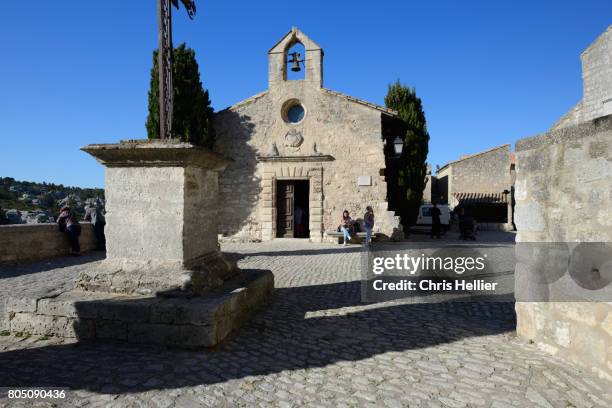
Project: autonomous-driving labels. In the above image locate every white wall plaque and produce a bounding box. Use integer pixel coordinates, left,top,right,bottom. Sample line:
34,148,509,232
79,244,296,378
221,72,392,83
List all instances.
357,176,372,186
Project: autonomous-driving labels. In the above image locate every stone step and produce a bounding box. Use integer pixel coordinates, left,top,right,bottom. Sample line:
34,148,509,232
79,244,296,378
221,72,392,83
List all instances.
3,269,273,348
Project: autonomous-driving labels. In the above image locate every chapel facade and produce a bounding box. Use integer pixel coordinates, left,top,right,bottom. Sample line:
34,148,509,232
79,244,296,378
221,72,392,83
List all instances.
214,28,402,242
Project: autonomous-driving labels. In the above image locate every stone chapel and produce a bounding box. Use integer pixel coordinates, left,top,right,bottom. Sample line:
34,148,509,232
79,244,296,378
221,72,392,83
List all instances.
214,27,402,242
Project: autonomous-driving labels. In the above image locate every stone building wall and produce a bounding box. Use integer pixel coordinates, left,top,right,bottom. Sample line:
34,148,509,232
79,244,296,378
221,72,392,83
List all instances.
552,25,612,130
435,145,511,207
514,114,612,381
213,28,400,241
0,223,97,264
450,145,511,202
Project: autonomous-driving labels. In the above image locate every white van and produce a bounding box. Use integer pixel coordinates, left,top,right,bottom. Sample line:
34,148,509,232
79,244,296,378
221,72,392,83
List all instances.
416,204,451,228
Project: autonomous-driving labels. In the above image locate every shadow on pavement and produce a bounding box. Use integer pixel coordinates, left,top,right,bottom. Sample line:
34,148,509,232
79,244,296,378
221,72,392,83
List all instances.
0,278,515,394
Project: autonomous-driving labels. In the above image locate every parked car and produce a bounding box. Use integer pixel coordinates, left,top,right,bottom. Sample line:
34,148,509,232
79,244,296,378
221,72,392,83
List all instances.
416,204,451,229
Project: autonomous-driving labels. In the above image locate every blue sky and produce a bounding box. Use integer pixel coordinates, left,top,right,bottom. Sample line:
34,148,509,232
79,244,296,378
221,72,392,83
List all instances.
0,1,610,188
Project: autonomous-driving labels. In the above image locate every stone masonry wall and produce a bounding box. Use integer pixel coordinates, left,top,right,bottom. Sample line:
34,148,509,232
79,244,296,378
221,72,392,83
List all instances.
553,26,612,130
0,223,97,264
514,114,612,381
435,145,511,209
450,145,511,200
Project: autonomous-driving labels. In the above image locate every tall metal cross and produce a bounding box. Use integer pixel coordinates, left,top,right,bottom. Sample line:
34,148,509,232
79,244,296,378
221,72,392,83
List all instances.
157,0,196,139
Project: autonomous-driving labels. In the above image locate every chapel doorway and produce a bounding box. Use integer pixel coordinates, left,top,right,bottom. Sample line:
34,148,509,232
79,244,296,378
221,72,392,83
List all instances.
276,180,309,238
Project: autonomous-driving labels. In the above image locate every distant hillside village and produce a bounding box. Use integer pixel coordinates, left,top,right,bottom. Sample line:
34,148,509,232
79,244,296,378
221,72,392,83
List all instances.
0,177,104,225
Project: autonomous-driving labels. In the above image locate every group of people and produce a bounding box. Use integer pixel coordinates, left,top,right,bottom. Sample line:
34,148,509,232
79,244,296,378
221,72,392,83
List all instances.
338,206,375,246
57,205,106,255
429,204,478,240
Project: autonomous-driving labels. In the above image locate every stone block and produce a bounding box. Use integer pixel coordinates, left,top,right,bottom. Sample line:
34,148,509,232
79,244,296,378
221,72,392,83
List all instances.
150,299,182,324
128,323,215,348
38,294,99,319
570,326,607,365
128,323,182,346
552,321,571,348
95,320,128,340
179,325,216,348
552,303,599,327
602,311,612,338
96,298,155,323
10,313,94,339
6,296,37,313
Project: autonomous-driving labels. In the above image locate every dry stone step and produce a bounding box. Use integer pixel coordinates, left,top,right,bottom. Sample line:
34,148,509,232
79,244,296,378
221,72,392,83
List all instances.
3,269,273,348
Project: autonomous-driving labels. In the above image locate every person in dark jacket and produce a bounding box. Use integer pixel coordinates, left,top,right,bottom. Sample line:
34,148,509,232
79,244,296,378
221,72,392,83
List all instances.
84,205,106,250
57,206,81,255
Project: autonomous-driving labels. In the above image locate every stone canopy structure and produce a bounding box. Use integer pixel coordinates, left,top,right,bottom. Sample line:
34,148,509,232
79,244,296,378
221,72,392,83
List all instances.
214,27,402,242
3,140,274,348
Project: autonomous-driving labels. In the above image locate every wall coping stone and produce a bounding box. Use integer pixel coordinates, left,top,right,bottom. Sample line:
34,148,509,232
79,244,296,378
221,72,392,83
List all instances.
81,139,232,170
516,114,612,152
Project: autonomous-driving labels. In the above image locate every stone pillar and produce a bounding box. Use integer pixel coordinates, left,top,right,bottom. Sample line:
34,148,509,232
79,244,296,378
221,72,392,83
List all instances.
77,140,238,295
308,166,324,242
261,171,276,241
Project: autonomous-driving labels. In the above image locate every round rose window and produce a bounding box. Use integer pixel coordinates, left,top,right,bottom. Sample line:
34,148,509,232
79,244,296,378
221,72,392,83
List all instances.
281,99,306,124
287,104,305,123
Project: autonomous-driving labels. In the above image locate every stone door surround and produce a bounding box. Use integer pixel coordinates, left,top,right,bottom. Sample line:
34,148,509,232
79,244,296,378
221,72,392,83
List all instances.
261,164,324,242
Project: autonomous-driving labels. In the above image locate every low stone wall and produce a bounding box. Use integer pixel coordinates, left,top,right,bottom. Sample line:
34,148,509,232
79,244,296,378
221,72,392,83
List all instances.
514,115,612,381
0,223,98,264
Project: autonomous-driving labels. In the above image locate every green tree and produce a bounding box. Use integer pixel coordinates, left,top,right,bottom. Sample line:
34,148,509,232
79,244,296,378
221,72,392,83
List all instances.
39,193,56,210
385,80,430,228
145,43,215,147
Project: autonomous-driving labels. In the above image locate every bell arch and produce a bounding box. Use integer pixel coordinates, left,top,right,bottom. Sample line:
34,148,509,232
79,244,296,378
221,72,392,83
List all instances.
285,40,306,81
268,27,323,88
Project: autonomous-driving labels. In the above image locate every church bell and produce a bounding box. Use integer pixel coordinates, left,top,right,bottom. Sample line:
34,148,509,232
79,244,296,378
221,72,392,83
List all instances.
288,52,303,72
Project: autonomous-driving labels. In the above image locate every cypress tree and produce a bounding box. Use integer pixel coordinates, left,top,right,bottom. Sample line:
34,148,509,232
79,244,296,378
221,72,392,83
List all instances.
384,80,430,228
146,43,215,148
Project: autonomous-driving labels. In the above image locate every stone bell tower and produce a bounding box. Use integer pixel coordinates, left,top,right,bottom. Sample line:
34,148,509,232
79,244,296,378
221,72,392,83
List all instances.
268,27,324,89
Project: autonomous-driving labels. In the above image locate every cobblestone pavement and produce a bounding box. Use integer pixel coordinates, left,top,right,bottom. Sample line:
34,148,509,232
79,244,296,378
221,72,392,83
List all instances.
1,237,611,407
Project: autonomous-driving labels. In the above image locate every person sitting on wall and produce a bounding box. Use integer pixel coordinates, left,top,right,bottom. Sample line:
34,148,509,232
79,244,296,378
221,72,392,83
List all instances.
57,206,81,255
339,210,353,246
84,204,106,250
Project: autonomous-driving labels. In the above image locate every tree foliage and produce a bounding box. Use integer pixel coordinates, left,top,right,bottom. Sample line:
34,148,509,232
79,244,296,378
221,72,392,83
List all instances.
146,43,215,147
385,80,430,228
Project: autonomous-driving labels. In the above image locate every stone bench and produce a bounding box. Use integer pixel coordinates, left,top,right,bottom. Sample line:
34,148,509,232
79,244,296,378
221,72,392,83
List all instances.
325,231,370,244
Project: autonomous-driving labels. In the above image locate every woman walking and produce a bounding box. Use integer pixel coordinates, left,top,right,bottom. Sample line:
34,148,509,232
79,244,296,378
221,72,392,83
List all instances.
340,210,353,246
